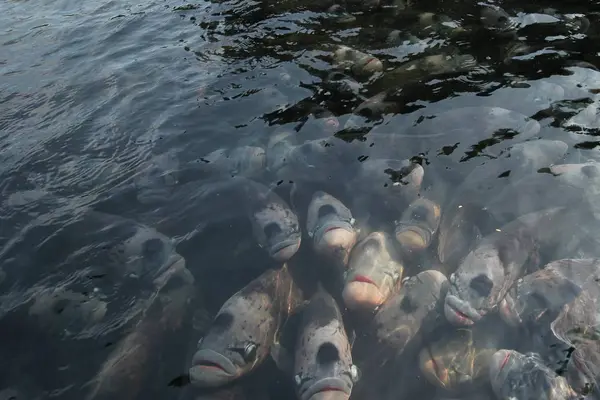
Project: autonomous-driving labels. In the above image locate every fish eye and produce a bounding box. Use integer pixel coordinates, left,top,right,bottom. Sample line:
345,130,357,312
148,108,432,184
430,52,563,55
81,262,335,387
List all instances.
469,274,494,297
294,374,302,386
243,343,257,362
317,342,340,365
350,364,360,382
318,204,337,219
263,222,282,239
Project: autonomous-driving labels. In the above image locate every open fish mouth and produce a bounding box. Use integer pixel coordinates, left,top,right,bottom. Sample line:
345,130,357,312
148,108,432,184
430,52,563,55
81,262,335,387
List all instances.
300,377,352,400
394,224,432,251
189,349,238,387
444,294,481,326
269,236,302,261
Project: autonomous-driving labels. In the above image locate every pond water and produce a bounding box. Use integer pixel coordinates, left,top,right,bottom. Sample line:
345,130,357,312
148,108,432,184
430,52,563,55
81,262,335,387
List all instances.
3,0,600,399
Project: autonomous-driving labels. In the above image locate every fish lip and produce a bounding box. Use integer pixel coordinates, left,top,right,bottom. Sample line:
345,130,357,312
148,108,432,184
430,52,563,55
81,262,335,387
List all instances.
444,294,481,326
394,223,432,245
312,220,354,243
189,349,238,385
490,350,514,392
300,377,352,400
269,235,301,259
349,274,377,286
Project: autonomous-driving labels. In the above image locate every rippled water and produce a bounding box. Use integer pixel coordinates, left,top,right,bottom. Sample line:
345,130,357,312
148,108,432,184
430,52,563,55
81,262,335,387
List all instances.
3,0,600,398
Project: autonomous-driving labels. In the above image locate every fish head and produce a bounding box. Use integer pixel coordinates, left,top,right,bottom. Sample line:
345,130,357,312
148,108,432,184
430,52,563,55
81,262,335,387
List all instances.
395,198,441,252
227,146,266,176
252,201,301,262
374,270,448,350
479,5,518,38
309,105,340,134
444,245,505,326
190,290,275,387
489,350,577,400
294,291,358,400
306,191,357,266
134,152,180,204
115,224,186,285
419,330,496,391
503,267,582,327
343,232,403,311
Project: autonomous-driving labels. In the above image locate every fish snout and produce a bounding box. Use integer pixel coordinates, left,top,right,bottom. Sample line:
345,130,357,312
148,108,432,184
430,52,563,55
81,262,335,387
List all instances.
270,236,302,262
444,294,480,326
189,349,239,388
301,377,352,400
342,275,386,311
395,224,432,252
313,223,357,264
489,350,514,393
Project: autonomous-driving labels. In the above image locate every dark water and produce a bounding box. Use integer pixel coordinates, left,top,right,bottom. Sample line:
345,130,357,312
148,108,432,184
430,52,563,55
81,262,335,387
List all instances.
3,0,600,399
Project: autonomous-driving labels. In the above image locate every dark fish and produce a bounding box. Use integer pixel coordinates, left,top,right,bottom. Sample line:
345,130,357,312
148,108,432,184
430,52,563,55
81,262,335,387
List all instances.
343,232,403,312
85,267,195,400
189,265,303,388
395,198,441,253
418,316,512,393
503,258,600,397
489,350,578,400
293,286,359,400
332,46,383,77
444,207,571,327
306,191,358,267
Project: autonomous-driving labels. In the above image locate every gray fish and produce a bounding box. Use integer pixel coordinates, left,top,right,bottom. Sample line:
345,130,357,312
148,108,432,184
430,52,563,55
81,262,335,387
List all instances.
193,146,267,178
443,207,571,327
306,191,358,267
351,158,424,223
343,232,404,312
503,258,600,397
85,267,195,400
489,350,578,400
395,198,441,253
322,72,363,99
437,139,568,271
418,316,512,393
332,45,384,77
479,4,518,38
293,286,359,400
371,270,448,352
189,265,303,388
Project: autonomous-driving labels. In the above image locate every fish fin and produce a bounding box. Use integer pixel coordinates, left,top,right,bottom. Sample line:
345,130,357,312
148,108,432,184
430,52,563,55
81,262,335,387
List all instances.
499,294,521,327
270,342,294,375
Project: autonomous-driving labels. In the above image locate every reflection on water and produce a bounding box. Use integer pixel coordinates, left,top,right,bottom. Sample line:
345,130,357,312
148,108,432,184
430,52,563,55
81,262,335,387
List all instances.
2,0,600,399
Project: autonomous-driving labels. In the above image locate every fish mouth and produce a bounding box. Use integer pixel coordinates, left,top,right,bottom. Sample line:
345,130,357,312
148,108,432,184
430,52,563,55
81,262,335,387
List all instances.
394,224,432,252
312,221,355,247
342,275,385,311
189,349,238,387
444,294,481,326
300,377,352,400
269,236,302,261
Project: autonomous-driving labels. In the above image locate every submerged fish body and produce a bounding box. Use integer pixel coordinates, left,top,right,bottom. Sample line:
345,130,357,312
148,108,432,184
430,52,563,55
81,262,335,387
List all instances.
333,45,383,77
293,286,358,400
505,258,600,397
306,191,358,267
189,265,303,388
489,350,578,400
343,232,404,312
443,207,571,327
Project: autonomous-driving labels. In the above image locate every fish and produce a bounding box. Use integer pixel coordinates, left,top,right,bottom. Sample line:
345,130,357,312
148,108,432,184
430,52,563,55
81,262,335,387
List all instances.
306,191,358,267
342,232,404,312
502,258,600,397
489,350,579,400
293,286,359,400
395,198,441,253
332,45,383,77
189,265,304,388
85,266,196,400
192,146,267,178
443,207,572,327
418,316,512,393
479,4,518,38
